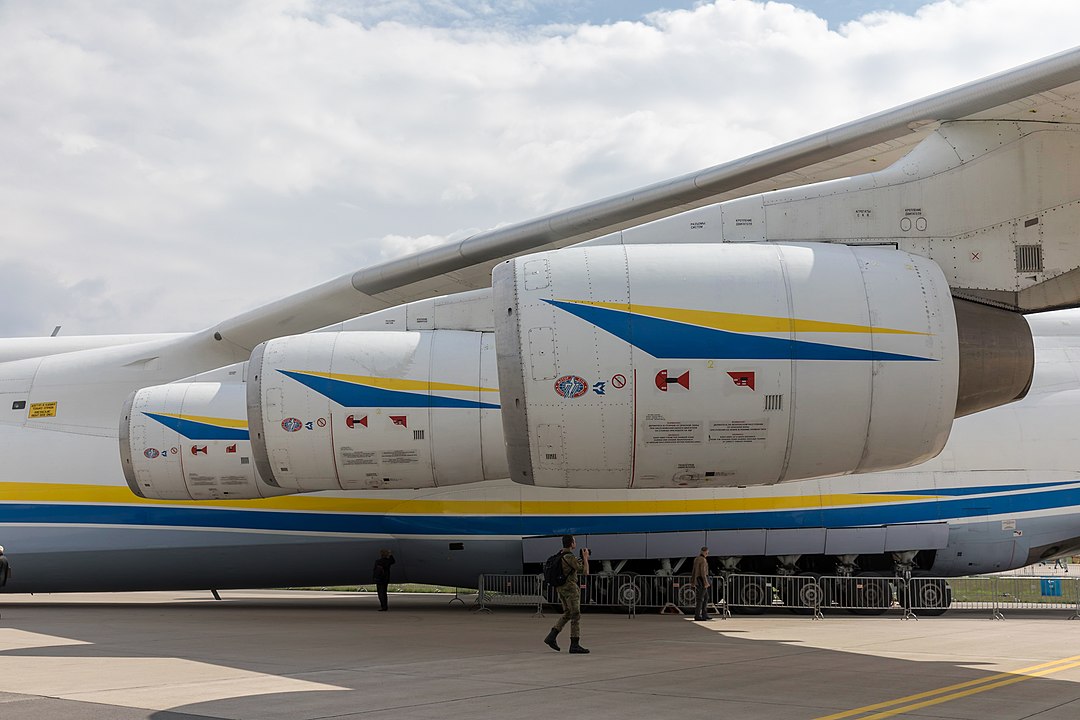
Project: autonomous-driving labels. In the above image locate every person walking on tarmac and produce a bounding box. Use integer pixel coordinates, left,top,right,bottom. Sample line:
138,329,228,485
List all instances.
0,546,9,619
692,546,711,621
544,535,590,654
372,549,395,611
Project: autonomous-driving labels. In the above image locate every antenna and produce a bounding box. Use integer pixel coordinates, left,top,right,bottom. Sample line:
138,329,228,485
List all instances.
50,326,61,337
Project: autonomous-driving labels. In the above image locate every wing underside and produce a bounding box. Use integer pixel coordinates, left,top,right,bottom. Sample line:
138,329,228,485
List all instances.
208,47,1080,351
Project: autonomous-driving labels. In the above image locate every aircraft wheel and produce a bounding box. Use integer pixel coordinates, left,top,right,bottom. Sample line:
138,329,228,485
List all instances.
677,580,699,609
907,576,952,616
731,574,768,615
850,574,891,616
617,579,641,608
783,573,823,614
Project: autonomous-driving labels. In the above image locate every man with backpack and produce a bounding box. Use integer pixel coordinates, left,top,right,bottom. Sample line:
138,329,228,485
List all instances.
543,535,590,654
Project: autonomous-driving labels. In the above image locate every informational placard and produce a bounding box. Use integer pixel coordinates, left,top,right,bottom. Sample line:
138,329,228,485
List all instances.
28,401,57,418
642,415,703,445
709,420,767,444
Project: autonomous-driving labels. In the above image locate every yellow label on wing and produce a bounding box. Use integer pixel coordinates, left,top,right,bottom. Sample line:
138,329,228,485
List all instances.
28,402,57,419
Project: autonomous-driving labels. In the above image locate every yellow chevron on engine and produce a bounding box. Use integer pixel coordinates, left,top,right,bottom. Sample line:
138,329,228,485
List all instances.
556,300,929,335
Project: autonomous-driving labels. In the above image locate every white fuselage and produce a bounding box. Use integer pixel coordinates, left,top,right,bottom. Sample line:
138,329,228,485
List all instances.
0,311,1077,591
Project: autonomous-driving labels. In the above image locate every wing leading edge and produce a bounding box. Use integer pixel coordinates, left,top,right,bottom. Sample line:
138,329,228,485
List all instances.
207,46,1080,352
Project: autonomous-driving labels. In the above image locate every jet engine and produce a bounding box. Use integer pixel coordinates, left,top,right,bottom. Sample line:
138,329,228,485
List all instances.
233,243,1030,493
247,330,507,491
492,243,1032,489
120,382,295,500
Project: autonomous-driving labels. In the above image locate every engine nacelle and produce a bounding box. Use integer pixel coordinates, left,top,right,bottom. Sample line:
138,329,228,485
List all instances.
247,330,506,491
491,243,1020,489
120,382,294,500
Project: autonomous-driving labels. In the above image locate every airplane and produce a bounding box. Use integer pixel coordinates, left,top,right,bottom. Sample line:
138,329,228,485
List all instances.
3,47,1080,614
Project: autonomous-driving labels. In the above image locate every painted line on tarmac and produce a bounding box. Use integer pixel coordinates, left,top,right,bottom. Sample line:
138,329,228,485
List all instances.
814,653,1080,720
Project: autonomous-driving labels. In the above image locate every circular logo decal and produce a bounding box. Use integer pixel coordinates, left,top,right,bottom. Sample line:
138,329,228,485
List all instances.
281,417,302,432
553,375,588,399
143,448,159,459
316,417,327,428
611,373,627,389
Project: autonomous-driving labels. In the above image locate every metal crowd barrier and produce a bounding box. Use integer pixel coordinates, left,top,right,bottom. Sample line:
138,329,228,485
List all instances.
476,574,546,616
940,575,1080,620
475,573,1080,620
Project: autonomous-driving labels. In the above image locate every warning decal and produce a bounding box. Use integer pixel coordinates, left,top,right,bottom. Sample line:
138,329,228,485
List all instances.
642,414,703,445
709,420,768,444
381,449,420,465
28,402,57,418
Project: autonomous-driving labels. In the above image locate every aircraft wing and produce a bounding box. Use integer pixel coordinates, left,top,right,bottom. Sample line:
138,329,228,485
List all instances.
209,46,1080,351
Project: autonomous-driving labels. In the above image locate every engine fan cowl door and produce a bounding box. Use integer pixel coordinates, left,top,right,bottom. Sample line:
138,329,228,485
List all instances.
493,242,959,489
120,382,291,500
248,330,503,491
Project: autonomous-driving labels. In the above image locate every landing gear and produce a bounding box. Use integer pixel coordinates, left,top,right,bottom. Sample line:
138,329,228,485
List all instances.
899,574,952,616
786,573,824,615
849,573,892,616
772,555,822,614
677,581,699,609
616,576,641,608
729,573,768,614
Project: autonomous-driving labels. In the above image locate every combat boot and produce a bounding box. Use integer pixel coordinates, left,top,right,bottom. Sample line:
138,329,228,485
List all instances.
544,627,561,652
569,637,590,654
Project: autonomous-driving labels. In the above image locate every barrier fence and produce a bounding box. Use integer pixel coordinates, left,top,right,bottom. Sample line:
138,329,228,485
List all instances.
475,572,1080,620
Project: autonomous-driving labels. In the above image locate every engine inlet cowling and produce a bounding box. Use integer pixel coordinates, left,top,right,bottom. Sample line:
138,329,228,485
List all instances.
120,382,294,500
492,242,964,489
247,330,506,491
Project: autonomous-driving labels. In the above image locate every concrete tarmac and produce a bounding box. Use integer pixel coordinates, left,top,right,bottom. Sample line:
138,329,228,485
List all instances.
1,590,1080,719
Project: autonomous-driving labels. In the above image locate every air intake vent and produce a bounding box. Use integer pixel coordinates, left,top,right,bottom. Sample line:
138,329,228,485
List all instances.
1016,245,1043,273
764,394,783,411
413,430,425,441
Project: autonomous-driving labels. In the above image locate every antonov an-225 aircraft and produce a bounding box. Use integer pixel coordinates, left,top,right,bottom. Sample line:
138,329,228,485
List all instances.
4,48,1080,614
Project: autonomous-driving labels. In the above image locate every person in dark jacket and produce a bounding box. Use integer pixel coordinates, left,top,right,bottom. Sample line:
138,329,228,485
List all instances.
373,549,395,611
0,546,9,619
691,546,711,621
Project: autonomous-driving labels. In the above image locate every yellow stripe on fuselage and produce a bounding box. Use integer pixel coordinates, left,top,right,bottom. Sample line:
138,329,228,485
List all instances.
291,371,499,394
558,300,927,336
0,482,936,515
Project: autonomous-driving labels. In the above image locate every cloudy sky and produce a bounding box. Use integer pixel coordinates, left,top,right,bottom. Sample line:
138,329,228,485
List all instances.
1,0,1078,337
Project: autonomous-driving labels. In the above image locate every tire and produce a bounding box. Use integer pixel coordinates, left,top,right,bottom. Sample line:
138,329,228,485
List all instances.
850,574,891,616
905,576,952,616
617,579,641,608
730,574,768,615
677,579,699,609
783,573,823,614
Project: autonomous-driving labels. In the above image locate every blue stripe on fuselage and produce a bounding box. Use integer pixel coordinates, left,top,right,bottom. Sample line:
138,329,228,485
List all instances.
2,486,1080,536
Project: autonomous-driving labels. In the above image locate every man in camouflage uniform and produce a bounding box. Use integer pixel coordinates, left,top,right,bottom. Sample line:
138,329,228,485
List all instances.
544,535,590,654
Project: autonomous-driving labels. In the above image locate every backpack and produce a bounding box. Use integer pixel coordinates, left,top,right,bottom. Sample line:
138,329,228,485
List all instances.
542,551,569,587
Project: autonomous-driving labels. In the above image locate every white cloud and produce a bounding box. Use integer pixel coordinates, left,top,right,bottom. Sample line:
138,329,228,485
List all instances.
0,0,1077,335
